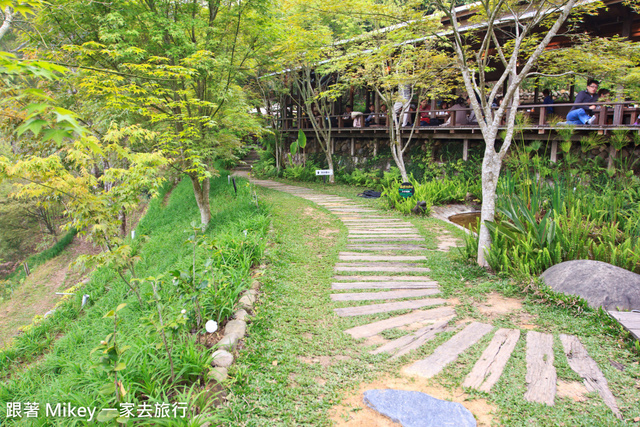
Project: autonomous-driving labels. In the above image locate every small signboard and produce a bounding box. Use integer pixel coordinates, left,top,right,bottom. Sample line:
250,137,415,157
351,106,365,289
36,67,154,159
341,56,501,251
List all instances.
399,182,415,198
316,169,334,176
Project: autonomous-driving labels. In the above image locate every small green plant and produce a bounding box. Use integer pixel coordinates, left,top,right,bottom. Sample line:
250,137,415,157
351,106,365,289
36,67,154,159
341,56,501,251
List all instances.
91,303,129,422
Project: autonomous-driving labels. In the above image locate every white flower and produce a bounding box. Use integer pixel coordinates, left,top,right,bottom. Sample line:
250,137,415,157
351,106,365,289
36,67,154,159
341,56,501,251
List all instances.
181,309,186,314
205,320,218,333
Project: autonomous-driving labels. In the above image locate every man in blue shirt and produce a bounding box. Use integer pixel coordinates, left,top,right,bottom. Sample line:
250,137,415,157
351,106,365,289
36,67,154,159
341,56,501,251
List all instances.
565,80,600,125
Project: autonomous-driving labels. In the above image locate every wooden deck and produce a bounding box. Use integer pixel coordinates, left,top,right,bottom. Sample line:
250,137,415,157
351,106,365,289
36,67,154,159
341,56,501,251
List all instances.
608,311,640,341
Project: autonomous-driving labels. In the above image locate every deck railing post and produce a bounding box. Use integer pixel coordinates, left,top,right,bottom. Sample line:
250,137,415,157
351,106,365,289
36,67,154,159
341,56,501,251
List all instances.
463,139,469,161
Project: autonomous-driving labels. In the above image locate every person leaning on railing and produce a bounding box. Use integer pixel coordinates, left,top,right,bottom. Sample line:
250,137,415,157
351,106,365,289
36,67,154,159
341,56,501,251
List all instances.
564,79,600,125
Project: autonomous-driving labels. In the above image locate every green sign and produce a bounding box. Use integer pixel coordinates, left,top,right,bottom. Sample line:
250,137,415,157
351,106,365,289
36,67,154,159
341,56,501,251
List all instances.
399,182,415,198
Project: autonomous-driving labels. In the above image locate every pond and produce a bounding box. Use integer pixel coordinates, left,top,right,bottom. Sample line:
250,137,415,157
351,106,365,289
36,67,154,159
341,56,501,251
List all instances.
448,212,481,232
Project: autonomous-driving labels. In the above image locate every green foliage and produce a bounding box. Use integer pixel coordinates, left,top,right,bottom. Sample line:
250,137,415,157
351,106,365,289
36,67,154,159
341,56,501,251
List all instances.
0,175,269,421
382,173,476,214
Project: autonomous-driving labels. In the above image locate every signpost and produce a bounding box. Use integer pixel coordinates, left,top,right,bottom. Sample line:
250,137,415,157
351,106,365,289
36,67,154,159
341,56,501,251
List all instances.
399,182,415,198
316,169,333,184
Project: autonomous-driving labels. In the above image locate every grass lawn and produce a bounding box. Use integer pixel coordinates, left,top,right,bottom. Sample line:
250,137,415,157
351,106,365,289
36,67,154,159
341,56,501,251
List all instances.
222,179,640,426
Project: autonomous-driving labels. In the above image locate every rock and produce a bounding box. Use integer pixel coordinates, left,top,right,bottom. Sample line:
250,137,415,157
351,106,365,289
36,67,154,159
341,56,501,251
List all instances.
211,350,234,367
224,319,247,338
540,260,640,310
218,333,239,350
411,201,428,214
234,309,249,322
208,367,228,383
239,292,256,311
364,389,476,427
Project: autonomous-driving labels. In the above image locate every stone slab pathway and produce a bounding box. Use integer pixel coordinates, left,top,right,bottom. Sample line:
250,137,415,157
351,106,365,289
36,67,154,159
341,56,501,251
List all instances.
246,178,624,419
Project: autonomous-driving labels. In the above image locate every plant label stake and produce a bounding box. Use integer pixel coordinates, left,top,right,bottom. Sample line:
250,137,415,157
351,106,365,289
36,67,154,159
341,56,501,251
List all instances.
232,177,237,195
316,169,333,184
399,182,415,198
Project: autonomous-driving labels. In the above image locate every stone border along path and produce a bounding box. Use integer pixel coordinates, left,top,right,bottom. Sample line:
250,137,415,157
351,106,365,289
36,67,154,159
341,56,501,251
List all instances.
249,179,623,419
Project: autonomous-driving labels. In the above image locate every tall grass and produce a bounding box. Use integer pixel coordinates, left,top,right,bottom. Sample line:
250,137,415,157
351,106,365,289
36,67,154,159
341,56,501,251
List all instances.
0,174,269,424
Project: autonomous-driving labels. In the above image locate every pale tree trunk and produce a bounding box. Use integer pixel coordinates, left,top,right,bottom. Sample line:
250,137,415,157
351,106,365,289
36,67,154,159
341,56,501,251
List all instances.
440,0,579,267
477,149,501,267
0,7,14,41
391,137,409,181
119,207,127,237
607,145,616,171
190,175,211,226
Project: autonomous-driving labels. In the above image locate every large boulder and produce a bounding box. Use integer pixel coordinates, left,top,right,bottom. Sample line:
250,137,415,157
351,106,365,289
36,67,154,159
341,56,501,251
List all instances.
540,260,640,310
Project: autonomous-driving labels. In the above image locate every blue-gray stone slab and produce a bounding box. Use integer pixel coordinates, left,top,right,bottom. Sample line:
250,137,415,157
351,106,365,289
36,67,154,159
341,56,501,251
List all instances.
363,389,476,427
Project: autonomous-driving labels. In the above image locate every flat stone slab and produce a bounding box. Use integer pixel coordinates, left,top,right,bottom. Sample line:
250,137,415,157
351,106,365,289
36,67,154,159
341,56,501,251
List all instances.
463,328,520,392
335,266,431,273
334,298,446,317
525,331,556,406
371,320,451,359
347,238,425,242
346,244,427,251
560,334,621,418
332,281,440,290
334,275,433,281
348,229,419,234
608,311,640,340
541,260,640,310
363,389,476,427
404,322,493,379
345,306,455,339
338,254,427,261
331,289,440,301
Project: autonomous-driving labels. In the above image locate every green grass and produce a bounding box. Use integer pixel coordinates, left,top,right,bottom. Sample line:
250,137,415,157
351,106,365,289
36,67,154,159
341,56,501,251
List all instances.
0,174,269,426
222,179,640,426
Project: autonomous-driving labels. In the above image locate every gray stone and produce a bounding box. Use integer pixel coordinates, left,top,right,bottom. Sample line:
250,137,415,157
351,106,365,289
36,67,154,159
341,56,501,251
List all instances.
218,333,240,350
208,367,228,383
224,319,246,338
540,260,640,310
234,309,249,322
238,293,256,311
364,389,476,427
211,350,234,367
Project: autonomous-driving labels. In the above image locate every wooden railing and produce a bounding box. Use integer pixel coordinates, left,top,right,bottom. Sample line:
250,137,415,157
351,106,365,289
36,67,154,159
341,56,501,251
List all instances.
277,101,640,131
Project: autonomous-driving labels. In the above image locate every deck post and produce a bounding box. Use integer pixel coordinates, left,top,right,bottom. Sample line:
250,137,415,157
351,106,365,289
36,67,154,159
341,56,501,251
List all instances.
350,138,355,156
550,140,558,163
374,139,378,157
375,92,381,125
463,139,469,161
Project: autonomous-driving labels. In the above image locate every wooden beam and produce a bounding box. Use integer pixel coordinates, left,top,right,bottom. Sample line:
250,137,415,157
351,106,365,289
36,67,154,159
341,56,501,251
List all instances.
463,139,469,161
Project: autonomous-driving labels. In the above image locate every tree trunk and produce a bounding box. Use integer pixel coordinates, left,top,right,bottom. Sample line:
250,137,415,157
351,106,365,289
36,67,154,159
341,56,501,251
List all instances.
119,207,127,237
326,152,335,183
608,145,616,171
190,175,211,226
391,136,409,181
477,148,502,267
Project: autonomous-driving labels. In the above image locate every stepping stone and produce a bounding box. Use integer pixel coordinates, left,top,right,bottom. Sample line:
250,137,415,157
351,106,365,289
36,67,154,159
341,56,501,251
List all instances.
463,328,520,392
341,219,404,223
334,275,433,281
404,322,494,379
331,289,440,301
347,238,425,242
363,389,477,427
348,229,419,234
371,320,450,359
338,254,427,261
332,281,439,290
559,334,622,418
525,331,556,406
335,266,431,273
334,298,446,317
346,244,427,251
608,311,640,340
345,306,456,339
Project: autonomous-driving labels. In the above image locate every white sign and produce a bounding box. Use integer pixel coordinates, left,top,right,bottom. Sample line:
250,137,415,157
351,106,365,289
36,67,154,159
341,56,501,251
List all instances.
315,169,334,176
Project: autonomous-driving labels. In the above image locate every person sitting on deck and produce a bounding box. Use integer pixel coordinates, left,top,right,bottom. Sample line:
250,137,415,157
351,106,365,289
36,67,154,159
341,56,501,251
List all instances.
418,100,431,126
364,104,376,127
342,105,354,127
564,80,600,125
449,97,470,125
542,89,555,115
